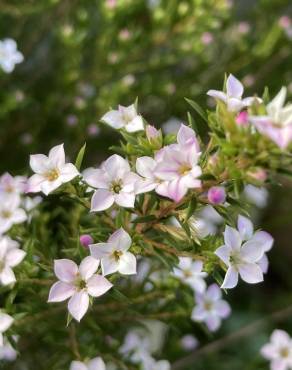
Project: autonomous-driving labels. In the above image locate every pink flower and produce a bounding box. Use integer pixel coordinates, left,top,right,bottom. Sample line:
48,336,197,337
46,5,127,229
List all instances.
173,258,207,293
79,234,94,248
215,216,273,289
207,74,262,112
90,228,136,276
279,16,291,29
83,154,141,212
145,125,162,148
261,330,292,370
0,194,27,234
250,87,292,149
101,104,144,132
235,111,249,126
191,284,231,332
27,144,79,195
207,186,226,205
48,257,112,321
0,173,27,197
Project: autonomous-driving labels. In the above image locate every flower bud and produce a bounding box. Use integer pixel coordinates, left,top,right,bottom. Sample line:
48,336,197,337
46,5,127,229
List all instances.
145,125,162,149
79,234,93,248
247,168,268,183
236,111,249,126
207,186,226,205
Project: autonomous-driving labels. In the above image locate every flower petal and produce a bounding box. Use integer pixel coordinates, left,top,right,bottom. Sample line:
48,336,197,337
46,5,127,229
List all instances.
89,243,113,260
118,252,137,275
241,240,265,263
101,110,124,129
48,144,65,167
0,267,16,286
237,215,254,241
86,274,113,297
115,192,135,208
108,228,131,251
29,154,49,174
91,189,115,212
221,267,239,289
239,263,263,284
68,291,89,322
59,163,79,182
205,316,221,332
83,168,109,189
48,281,75,302
102,154,130,180
54,259,78,283
207,90,227,103
224,226,242,250
101,257,119,276
125,116,144,132
226,74,243,99
214,300,231,318
5,249,26,267
214,245,231,266
136,156,156,179
88,357,106,370
252,231,274,252
70,361,88,370
0,313,14,333
79,256,100,281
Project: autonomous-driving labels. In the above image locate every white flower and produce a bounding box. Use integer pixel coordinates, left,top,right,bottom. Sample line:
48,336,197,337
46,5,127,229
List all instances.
0,313,14,346
0,236,26,286
101,104,144,132
207,74,261,112
48,257,112,321
191,284,231,332
0,39,23,73
0,194,27,234
215,215,273,289
70,357,106,370
250,87,292,149
261,330,292,370
0,336,17,361
244,185,268,208
90,228,136,276
0,173,27,197
27,144,79,195
172,258,207,293
83,154,141,212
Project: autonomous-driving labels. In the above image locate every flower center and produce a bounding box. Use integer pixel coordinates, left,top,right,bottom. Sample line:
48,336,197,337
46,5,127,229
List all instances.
280,347,290,358
0,260,5,272
178,163,191,176
75,276,87,291
203,301,213,311
1,210,11,219
112,250,123,261
183,270,192,278
5,185,14,193
229,250,243,268
110,180,122,194
45,168,60,182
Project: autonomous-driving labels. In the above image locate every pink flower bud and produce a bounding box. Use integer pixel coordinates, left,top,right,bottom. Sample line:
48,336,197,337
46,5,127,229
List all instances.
236,111,249,126
79,234,93,248
207,186,226,205
247,168,267,183
145,125,162,149
279,16,291,29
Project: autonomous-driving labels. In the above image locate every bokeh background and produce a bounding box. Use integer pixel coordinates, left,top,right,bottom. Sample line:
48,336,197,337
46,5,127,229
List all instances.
1,0,292,369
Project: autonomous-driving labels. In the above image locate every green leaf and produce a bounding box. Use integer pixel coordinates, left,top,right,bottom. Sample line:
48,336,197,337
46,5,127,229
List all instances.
186,197,197,220
185,98,208,123
74,143,86,171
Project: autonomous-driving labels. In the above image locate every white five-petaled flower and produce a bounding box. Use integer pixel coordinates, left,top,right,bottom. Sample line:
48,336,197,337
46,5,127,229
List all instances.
48,257,113,322
83,154,141,212
215,215,273,289
250,87,292,149
27,144,79,196
0,194,27,234
0,39,23,73
90,228,136,276
261,330,292,370
172,258,207,293
0,236,26,286
70,357,106,370
207,74,261,112
0,313,14,346
191,284,231,332
0,173,27,197
101,103,144,132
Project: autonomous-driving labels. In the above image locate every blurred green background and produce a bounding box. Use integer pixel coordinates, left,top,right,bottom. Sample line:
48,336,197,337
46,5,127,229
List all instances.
1,0,292,369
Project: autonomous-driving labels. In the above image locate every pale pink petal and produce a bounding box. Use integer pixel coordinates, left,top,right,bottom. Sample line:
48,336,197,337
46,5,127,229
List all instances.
115,192,135,208
177,124,200,151
40,178,63,195
239,263,263,284
101,257,119,276
191,305,207,321
54,259,78,283
5,249,26,267
221,267,238,289
27,174,44,193
226,98,245,112
271,329,291,346
155,181,171,198
126,116,144,132
207,90,227,102
0,267,16,285
0,313,14,333
271,359,288,370
226,74,243,98
29,154,49,174
214,300,231,318
224,226,242,250
48,281,75,302
11,209,27,224
205,316,221,332
237,215,254,241
79,256,100,281
101,110,124,129
178,257,192,270
118,252,137,275
102,154,130,180
88,357,106,370
206,284,222,301
89,243,113,260
136,157,156,179
68,291,89,321
48,144,65,167
83,169,109,189
59,163,79,182
86,274,113,297
258,254,269,274
108,228,131,251
192,260,204,273
267,87,287,117
215,245,231,266
167,178,188,202
135,178,157,194
189,278,206,294
241,240,265,263
252,231,274,252
261,343,277,360
91,189,115,212
70,361,88,370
